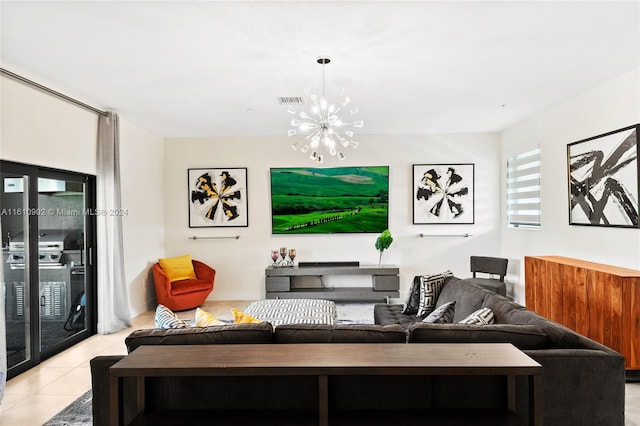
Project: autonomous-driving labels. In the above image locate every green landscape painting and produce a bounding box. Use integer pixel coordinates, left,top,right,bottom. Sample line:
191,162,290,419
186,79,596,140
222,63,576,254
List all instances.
270,166,389,234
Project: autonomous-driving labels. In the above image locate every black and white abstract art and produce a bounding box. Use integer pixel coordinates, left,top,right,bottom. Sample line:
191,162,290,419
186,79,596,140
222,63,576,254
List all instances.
188,168,248,228
568,125,639,228
413,164,474,224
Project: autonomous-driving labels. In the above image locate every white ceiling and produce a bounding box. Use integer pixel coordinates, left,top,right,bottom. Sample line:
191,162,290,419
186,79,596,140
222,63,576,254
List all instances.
1,1,639,138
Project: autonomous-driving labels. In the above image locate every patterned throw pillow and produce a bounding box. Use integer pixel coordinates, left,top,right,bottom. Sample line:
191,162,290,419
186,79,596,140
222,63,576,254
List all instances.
458,307,495,325
155,304,190,329
231,308,262,324
422,301,456,324
195,307,225,327
401,276,422,314
417,270,453,318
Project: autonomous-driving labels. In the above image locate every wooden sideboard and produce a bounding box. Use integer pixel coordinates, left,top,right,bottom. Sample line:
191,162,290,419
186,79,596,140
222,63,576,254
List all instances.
524,255,640,370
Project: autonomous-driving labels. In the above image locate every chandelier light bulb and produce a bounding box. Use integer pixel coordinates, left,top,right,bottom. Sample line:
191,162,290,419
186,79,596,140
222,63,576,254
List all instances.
287,56,363,163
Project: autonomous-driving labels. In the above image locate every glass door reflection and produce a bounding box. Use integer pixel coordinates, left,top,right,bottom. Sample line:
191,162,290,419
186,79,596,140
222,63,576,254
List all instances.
37,177,87,354
2,172,32,371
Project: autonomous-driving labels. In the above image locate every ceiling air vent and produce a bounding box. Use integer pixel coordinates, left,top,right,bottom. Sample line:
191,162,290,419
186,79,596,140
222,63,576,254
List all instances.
278,96,304,106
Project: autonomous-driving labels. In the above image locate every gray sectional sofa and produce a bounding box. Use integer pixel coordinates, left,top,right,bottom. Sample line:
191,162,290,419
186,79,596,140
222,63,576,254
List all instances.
91,276,625,425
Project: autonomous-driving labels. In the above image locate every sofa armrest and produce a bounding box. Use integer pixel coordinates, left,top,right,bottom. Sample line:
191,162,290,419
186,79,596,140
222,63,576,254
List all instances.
517,349,625,426
90,355,138,426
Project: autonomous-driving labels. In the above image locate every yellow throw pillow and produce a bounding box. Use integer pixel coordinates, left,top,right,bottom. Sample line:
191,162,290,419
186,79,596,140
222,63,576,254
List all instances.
195,307,225,327
231,308,262,324
158,254,196,282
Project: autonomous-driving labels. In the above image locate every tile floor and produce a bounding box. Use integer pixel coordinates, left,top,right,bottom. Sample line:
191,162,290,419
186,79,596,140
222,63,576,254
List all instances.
0,300,639,425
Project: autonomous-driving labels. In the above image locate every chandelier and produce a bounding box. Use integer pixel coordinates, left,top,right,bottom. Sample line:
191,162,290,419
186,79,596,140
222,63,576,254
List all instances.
288,57,363,163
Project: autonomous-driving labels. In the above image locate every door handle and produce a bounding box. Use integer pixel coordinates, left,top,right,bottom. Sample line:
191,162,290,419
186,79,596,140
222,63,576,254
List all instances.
40,295,46,307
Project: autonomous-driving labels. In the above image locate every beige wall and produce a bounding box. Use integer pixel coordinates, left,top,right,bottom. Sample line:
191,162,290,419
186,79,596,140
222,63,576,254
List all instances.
11,66,637,309
164,133,502,301
501,67,640,303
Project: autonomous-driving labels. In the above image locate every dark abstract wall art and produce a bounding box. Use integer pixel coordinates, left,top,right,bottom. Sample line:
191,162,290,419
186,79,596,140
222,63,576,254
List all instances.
413,164,474,224
188,168,248,228
568,125,640,228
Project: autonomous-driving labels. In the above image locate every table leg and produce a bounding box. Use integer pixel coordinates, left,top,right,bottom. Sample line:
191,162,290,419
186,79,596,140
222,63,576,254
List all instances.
109,376,120,426
507,375,516,413
530,374,543,426
135,376,145,415
318,375,329,426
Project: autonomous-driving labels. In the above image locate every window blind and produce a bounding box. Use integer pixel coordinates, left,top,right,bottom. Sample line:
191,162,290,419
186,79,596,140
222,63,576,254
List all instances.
507,148,541,228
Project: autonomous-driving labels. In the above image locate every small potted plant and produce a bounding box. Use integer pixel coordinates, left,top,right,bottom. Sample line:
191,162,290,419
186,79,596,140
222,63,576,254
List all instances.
375,229,393,266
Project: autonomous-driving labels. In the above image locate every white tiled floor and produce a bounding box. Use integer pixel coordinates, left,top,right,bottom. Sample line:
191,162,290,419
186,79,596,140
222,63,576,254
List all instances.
0,301,246,426
1,300,639,425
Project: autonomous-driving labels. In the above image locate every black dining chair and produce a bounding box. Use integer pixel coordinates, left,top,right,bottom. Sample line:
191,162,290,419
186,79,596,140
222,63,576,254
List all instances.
468,256,508,296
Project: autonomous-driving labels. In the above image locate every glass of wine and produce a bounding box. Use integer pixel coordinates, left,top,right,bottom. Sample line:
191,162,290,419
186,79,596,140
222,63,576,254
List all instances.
288,249,296,266
271,250,279,266
279,247,287,265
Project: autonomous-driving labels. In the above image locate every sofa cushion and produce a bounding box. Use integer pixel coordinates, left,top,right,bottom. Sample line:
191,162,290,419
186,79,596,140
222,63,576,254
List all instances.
422,301,456,324
435,277,492,323
499,307,580,349
458,307,495,325
154,304,190,329
408,323,549,350
401,275,422,314
274,324,407,343
158,254,196,282
482,293,527,323
195,307,225,327
417,271,453,318
232,308,262,324
374,304,419,327
125,322,274,353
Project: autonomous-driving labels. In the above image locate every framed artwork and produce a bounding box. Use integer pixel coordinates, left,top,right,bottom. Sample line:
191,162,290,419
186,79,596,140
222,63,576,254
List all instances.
413,164,474,224
270,166,389,234
567,124,639,228
188,168,248,228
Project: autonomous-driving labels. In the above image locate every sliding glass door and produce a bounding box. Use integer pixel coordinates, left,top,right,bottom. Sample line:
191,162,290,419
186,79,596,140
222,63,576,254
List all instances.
1,160,96,378
2,169,31,371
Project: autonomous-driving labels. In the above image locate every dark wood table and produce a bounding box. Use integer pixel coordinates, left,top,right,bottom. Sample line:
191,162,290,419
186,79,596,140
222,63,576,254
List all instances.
109,343,542,426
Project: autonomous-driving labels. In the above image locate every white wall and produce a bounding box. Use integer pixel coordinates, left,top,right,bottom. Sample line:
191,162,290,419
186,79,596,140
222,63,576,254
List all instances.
0,74,165,317
164,133,502,301
501,68,640,304
119,119,165,316
0,75,98,173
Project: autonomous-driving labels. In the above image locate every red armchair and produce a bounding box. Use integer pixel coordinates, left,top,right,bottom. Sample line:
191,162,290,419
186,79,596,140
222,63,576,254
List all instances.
152,260,215,311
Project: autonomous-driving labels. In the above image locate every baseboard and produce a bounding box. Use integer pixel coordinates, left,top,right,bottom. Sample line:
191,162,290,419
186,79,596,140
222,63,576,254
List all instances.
626,370,640,382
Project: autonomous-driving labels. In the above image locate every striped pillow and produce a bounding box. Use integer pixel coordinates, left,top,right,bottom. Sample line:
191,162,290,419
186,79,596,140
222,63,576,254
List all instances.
417,271,453,318
458,307,495,325
155,304,190,329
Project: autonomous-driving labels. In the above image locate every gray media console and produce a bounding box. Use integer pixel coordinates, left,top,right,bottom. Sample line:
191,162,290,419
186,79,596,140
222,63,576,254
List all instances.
265,264,399,302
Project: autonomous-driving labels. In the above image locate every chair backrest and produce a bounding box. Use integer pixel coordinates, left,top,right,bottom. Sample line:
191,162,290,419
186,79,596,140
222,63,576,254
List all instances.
470,256,508,281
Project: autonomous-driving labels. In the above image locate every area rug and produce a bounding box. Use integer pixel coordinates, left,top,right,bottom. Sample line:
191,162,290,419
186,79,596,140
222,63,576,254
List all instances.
43,389,92,426
335,302,376,324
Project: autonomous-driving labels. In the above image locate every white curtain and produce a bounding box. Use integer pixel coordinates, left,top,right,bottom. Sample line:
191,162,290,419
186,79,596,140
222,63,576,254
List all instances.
96,112,131,334
0,245,6,402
